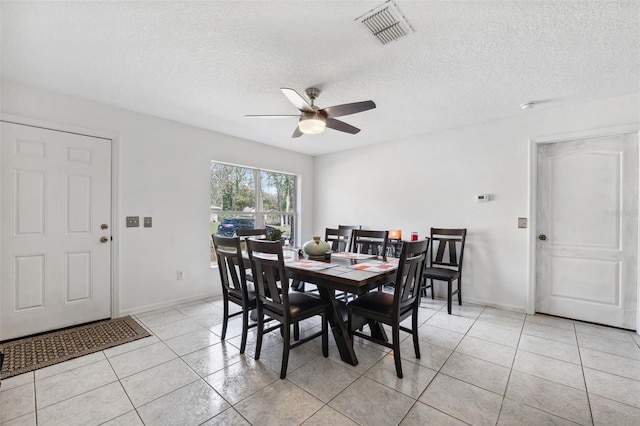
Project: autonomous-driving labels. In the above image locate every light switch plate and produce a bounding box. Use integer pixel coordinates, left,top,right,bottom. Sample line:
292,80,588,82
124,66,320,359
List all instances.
126,216,139,227
518,218,527,228
144,217,152,227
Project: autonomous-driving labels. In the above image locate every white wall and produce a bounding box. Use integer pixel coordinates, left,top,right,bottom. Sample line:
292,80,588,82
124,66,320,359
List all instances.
3,79,638,316
1,80,315,315
314,93,640,312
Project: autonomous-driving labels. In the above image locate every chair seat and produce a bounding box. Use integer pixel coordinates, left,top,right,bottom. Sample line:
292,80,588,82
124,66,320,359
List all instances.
423,267,460,281
264,292,328,318
348,291,394,316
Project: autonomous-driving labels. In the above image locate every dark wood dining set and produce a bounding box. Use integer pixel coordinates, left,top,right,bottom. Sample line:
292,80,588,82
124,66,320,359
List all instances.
212,226,467,379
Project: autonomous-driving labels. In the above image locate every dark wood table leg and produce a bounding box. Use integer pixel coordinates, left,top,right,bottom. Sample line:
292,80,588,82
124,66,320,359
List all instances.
316,286,359,366
369,320,388,341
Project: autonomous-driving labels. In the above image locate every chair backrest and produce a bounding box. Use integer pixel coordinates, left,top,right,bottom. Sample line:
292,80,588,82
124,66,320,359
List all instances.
393,238,430,311
429,228,467,271
351,229,389,257
237,228,268,239
325,227,353,252
212,235,248,297
338,224,361,231
246,238,290,314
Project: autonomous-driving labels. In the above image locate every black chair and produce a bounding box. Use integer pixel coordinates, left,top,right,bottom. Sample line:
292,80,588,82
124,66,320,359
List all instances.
351,229,389,257
235,229,268,283
347,238,429,378
351,229,390,293
422,228,467,314
325,227,353,252
246,238,329,379
212,235,258,354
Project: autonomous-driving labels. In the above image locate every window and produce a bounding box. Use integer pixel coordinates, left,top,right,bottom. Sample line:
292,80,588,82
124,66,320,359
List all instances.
210,162,297,262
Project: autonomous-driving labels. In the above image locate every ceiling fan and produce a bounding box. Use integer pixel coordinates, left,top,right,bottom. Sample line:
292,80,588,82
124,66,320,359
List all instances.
246,88,376,138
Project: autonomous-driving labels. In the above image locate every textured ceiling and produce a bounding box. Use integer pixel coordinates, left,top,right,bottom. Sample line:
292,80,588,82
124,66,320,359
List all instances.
2,1,639,156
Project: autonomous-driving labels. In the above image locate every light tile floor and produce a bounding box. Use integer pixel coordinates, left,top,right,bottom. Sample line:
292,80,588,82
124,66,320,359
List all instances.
2,297,640,425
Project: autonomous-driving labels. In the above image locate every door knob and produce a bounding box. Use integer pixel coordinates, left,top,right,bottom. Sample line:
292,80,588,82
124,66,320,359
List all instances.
101,224,109,230
538,234,547,241
100,236,109,243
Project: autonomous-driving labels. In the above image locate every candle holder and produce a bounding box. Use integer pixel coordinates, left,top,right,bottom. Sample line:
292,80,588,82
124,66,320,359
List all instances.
388,229,403,257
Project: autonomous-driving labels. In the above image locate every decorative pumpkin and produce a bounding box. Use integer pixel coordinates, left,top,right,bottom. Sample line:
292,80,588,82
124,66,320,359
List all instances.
302,236,331,257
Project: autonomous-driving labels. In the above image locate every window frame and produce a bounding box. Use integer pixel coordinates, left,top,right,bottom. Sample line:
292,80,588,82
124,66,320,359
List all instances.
210,161,299,264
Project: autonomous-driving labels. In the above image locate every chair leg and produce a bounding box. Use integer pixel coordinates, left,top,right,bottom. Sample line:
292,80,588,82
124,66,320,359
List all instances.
412,307,421,359
280,320,291,379
254,305,264,360
240,305,249,354
294,322,300,341
447,280,453,314
392,322,403,378
322,313,329,357
457,278,462,305
430,278,435,299
221,297,229,340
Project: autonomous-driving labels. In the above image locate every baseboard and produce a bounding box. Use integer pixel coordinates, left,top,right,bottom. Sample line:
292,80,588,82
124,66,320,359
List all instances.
119,291,219,317
463,297,528,315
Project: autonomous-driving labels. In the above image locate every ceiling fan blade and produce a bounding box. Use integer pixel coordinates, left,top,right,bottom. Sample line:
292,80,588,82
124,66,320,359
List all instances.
326,118,361,134
281,88,314,113
292,126,303,138
245,114,300,118
321,100,376,118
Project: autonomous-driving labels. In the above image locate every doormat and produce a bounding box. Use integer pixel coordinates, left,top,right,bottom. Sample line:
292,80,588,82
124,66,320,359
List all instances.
0,316,151,380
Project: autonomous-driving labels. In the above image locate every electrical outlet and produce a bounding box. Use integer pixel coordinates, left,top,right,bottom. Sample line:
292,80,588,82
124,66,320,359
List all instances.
144,217,152,227
518,218,528,228
177,270,183,280
126,216,139,227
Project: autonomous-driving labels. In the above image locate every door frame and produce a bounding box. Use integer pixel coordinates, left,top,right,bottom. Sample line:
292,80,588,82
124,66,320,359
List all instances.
527,123,640,333
0,113,121,323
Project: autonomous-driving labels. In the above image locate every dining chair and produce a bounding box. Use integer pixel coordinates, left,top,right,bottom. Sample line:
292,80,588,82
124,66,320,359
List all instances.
235,228,272,285
347,238,429,378
246,238,329,379
211,234,258,354
338,224,361,231
351,229,389,257
325,227,354,252
422,228,467,314
351,229,391,294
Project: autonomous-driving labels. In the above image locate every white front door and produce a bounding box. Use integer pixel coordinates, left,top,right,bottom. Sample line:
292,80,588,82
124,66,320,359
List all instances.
1,122,112,340
536,133,638,329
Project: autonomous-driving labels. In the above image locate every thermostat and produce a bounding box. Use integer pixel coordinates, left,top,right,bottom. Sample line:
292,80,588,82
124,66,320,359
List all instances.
477,194,491,202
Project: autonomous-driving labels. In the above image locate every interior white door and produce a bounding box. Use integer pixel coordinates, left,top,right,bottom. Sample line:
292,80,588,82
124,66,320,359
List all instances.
1,122,112,340
536,133,638,329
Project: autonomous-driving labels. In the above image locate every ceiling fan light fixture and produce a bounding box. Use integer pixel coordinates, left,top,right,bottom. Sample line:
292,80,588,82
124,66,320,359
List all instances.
298,115,326,134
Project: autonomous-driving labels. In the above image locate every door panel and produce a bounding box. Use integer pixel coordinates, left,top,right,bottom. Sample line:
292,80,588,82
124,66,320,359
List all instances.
536,133,638,329
1,122,112,340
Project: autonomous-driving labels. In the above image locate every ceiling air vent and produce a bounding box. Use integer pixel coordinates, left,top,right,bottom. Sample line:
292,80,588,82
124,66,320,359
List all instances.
356,0,414,45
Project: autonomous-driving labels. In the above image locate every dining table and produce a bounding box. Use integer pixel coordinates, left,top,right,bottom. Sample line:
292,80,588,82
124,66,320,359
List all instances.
284,250,398,366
